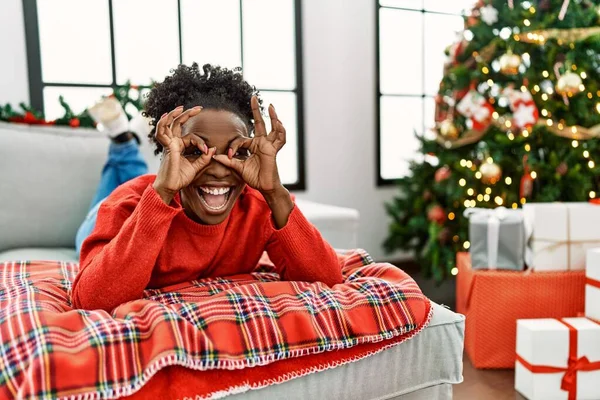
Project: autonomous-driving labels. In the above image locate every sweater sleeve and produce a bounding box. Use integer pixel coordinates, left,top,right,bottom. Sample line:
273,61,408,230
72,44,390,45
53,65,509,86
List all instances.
72,185,181,311
265,204,344,286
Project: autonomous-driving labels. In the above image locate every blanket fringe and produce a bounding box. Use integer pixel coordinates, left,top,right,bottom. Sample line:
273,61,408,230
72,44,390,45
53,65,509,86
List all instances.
206,300,434,400
56,301,433,400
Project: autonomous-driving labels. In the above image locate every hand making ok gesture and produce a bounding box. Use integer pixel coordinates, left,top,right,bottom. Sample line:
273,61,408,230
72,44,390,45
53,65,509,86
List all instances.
212,96,286,196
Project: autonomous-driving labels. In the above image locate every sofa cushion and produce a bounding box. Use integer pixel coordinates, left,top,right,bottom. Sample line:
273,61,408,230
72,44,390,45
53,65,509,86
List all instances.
0,122,160,252
0,248,77,263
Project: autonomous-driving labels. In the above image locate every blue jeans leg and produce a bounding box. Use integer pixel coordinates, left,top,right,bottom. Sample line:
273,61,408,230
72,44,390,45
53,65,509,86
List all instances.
75,139,148,256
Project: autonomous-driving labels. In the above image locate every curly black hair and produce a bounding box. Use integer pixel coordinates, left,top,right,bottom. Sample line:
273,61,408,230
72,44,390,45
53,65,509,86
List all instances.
143,63,262,154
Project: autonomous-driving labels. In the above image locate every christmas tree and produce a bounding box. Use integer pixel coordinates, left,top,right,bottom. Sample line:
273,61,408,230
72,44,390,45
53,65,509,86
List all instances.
384,0,600,282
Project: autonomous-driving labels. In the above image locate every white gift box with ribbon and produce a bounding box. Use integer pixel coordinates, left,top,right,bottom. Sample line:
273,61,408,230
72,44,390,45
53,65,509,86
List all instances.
586,249,600,321
524,203,600,271
465,207,527,270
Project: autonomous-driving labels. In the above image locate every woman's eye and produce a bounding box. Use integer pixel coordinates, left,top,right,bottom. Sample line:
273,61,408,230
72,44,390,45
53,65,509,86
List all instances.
234,149,250,158
184,148,203,158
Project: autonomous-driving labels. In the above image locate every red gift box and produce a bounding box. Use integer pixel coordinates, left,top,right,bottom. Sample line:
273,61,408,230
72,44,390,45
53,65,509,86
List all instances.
456,253,585,369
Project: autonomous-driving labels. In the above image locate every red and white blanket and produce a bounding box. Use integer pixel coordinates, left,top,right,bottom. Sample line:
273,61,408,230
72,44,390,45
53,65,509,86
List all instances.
0,249,431,399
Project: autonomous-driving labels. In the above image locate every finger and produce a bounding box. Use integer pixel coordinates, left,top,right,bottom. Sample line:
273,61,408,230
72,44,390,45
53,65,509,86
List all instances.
228,137,253,159
181,133,208,155
273,119,287,150
192,146,217,171
251,96,266,137
171,106,202,138
267,104,279,142
156,106,184,142
155,112,171,147
213,154,245,175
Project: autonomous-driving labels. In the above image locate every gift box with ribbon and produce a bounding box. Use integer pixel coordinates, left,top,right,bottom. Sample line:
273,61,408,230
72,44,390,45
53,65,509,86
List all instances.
456,253,585,369
586,249,600,321
515,318,600,400
465,207,526,270
523,203,600,271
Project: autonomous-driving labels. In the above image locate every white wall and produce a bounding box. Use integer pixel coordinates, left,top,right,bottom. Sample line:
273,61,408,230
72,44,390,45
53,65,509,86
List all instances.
297,0,402,261
0,0,405,261
0,0,29,105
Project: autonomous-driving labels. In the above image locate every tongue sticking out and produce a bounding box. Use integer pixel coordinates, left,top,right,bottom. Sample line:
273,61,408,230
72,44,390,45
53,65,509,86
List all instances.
202,192,228,209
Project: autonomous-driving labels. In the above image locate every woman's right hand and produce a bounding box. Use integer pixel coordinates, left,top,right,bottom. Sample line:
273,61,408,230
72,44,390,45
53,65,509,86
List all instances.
152,106,216,204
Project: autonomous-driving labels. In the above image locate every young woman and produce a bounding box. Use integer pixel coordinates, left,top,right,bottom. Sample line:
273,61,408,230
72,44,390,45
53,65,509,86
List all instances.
72,64,344,311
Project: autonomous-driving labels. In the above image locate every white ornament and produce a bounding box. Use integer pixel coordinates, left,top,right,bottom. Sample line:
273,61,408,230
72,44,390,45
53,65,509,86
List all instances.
556,72,583,96
480,5,499,25
513,104,537,128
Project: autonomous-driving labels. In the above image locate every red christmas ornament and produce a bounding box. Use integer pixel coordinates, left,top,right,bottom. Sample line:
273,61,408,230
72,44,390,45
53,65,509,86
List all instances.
435,165,452,182
69,118,80,128
428,205,447,226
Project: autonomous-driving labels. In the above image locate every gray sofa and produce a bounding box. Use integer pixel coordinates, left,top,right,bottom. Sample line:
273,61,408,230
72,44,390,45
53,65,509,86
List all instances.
0,122,464,399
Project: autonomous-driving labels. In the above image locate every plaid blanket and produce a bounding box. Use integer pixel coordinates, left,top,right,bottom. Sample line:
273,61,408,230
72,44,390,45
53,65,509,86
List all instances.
0,250,431,400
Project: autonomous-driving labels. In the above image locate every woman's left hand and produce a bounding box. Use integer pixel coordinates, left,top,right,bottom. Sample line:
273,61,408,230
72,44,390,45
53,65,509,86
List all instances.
212,96,286,195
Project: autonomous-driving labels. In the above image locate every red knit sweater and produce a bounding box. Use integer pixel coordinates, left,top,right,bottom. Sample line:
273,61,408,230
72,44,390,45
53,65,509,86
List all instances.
72,175,344,311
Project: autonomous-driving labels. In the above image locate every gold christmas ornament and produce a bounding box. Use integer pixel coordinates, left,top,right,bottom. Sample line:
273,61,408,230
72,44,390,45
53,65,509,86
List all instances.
499,52,521,75
439,119,459,139
479,161,502,184
556,72,583,96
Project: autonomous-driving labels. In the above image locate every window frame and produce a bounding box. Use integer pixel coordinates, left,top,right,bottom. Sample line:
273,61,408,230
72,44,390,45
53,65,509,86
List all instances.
22,0,306,191
375,1,464,186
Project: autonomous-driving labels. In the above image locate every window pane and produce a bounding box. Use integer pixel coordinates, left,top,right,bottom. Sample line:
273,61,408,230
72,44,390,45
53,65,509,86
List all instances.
43,86,112,121
423,0,474,14
380,96,423,180
181,0,241,69
113,0,179,85
423,13,464,95
423,96,437,139
379,9,423,95
242,0,296,90
259,91,298,185
37,0,112,84
379,0,422,9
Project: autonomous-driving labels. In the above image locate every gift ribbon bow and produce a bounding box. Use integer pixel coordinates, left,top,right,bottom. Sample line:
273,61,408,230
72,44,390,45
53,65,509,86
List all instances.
516,318,600,400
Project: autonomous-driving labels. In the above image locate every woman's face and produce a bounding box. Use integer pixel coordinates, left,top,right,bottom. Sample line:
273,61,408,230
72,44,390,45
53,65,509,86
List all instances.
179,109,249,225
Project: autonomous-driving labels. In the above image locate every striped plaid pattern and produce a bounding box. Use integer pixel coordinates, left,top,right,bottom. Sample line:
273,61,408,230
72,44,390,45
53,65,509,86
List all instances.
0,249,430,400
